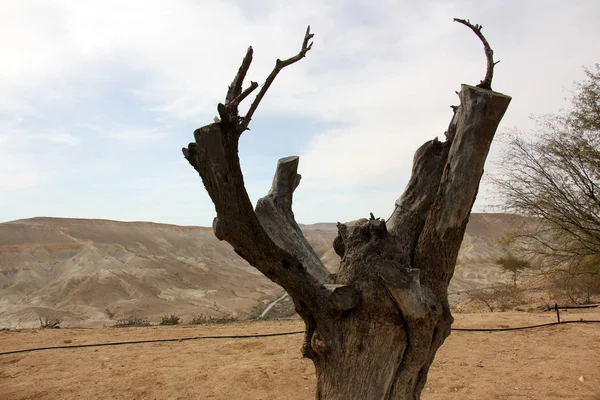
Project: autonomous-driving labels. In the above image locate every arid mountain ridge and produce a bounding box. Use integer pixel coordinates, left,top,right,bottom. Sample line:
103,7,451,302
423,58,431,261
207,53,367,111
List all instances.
0,213,530,327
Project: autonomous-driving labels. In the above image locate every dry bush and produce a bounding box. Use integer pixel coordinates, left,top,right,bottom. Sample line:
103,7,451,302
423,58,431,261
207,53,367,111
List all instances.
188,313,238,325
104,308,115,320
113,316,151,328
492,65,600,307
159,314,181,325
548,265,600,305
493,64,600,265
39,317,61,329
468,285,525,312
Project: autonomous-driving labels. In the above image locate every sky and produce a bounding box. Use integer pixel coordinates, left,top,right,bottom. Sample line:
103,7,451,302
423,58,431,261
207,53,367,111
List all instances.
1,0,599,227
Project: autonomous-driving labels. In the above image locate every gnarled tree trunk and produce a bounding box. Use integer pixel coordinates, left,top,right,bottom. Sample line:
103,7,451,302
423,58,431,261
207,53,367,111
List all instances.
182,21,511,400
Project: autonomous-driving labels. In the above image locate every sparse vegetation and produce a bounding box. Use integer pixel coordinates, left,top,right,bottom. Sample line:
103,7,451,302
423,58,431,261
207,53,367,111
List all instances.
494,65,600,267
160,314,181,325
548,255,600,304
113,316,151,328
104,308,115,320
1,327,20,332
39,316,61,329
494,63,600,308
189,313,238,325
468,285,525,312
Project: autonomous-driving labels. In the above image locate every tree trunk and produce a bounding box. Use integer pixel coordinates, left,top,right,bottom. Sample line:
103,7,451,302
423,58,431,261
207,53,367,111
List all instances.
311,226,453,400
312,307,451,400
306,85,511,399
182,23,511,400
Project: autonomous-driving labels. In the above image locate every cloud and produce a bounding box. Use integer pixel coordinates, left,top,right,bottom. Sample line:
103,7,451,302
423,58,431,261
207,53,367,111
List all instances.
1,0,599,224
46,132,79,146
108,128,168,142
0,136,39,190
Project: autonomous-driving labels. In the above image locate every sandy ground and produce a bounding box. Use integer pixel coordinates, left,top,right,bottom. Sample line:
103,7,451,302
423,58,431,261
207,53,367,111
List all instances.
1,311,599,400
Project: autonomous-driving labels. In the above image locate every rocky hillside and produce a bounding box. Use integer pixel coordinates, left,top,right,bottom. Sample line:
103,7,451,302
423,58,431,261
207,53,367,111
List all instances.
0,214,529,327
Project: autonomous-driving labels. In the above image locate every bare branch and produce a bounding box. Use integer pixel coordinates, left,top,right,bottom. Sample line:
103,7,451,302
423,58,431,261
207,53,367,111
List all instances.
233,81,259,106
242,26,314,130
182,124,330,313
226,46,254,105
454,18,496,90
181,27,332,317
493,126,600,261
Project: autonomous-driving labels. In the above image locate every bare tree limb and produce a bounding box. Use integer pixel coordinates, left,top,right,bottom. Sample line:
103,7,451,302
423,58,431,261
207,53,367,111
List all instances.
183,27,336,318
226,46,254,105
233,81,259,106
454,18,497,90
182,123,330,314
242,26,314,130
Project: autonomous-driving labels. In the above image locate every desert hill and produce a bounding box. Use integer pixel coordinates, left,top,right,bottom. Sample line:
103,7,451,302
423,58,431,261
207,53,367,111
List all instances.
0,213,530,327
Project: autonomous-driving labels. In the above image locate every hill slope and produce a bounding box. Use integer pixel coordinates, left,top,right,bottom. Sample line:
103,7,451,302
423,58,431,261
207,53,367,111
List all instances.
0,214,529,327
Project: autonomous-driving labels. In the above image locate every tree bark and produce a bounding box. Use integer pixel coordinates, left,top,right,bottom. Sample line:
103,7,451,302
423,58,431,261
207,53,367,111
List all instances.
182,23,511,400
318,85,511,399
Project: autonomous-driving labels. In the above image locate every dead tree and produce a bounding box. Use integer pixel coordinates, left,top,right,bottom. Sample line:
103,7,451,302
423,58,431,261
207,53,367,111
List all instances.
183,20,511,400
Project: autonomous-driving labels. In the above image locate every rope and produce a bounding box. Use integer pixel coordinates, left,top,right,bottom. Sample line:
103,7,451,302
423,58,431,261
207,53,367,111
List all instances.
2,320,599,357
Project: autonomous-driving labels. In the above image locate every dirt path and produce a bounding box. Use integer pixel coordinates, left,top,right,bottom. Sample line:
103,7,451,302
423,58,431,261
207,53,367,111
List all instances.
1,311,599,400
259,293,288,319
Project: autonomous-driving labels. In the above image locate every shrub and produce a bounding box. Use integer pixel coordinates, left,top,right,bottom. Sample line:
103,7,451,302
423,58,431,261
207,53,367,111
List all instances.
468,285,525,312
548,262,600,304
493,285,525,311
189,313,238,325
160,314,181,325
113,316,151,328
39,317,61,329
104,308,115,320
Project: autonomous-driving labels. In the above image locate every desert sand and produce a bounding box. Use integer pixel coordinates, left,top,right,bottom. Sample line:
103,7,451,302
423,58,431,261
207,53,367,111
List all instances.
1,310,599,400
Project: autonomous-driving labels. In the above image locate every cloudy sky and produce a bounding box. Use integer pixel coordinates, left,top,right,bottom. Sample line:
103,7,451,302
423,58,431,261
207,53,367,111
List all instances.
1,0,598,226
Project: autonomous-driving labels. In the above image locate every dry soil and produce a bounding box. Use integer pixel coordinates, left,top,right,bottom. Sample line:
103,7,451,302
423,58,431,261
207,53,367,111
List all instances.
1,310,599,400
